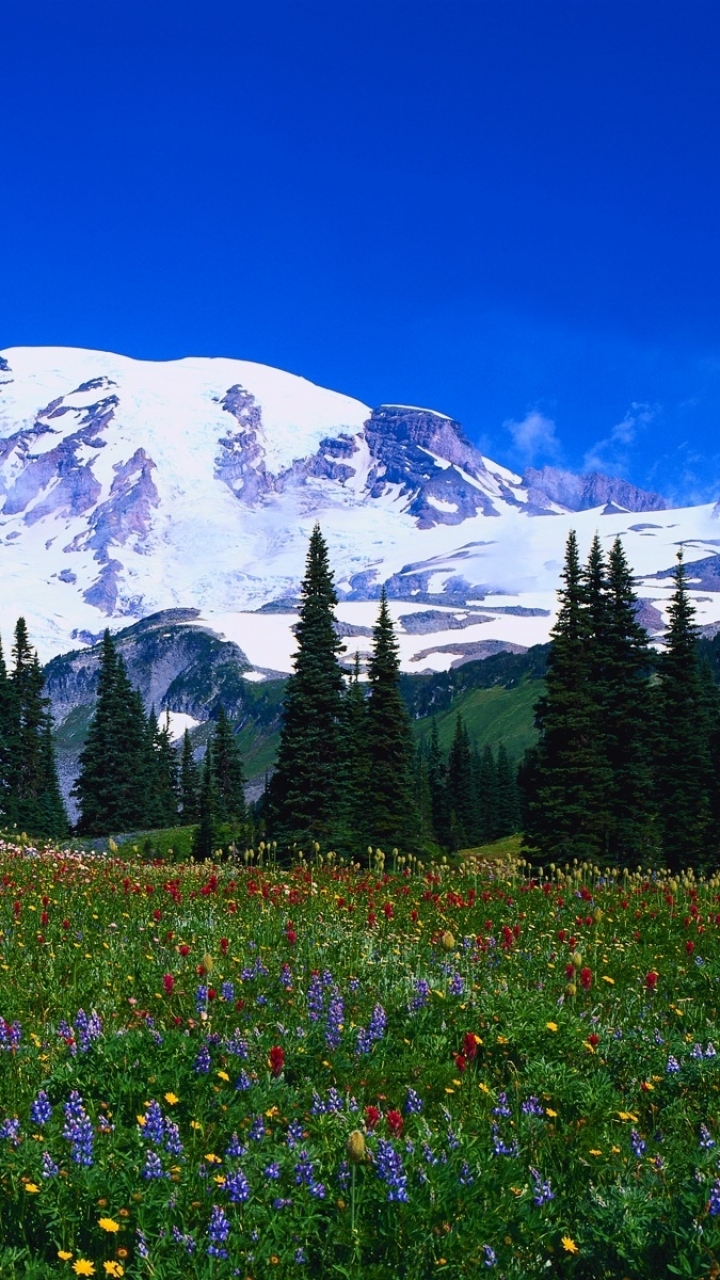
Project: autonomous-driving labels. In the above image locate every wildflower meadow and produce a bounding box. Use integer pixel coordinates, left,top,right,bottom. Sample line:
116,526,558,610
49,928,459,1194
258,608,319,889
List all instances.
1,839,720,1278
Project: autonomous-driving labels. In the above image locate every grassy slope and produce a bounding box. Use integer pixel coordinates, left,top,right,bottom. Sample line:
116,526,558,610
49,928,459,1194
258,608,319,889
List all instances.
413,678,541,761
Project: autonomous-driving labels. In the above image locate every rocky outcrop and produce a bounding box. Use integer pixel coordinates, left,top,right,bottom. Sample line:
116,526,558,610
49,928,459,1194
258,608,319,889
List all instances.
523,466,668,514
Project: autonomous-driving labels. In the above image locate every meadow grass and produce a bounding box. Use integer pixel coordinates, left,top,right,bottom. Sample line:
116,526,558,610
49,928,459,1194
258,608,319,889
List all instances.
0,838,719,1277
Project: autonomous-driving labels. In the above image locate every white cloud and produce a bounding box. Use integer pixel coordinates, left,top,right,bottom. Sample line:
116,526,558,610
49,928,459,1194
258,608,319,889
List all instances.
504,410,561,464
583,402,656,474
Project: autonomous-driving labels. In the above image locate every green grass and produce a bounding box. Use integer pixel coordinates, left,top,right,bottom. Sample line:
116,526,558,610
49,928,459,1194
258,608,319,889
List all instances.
414,678,541,762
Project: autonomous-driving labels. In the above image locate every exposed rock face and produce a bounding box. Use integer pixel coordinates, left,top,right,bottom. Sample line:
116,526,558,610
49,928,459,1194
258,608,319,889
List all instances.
523,466,668,514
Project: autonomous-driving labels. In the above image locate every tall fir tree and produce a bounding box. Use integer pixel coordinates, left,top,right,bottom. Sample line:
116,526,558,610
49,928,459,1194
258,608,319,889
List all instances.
0,637,13,820
364,589,419,850
6,622,67,837
478,744,498,843
334,653,370,854
211,705,246,825
73,630,151,835
446,714,477,849
602,537,656,861
523,531,612,861
269,525,346,850
192,747,218,860
427,718,450,848
179,729,200,823
148,711,180,828
495,742,521,837
654,552,713,870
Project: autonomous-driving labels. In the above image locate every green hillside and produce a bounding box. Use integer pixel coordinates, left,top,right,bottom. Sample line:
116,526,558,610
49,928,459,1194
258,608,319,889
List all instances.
413,677,542,762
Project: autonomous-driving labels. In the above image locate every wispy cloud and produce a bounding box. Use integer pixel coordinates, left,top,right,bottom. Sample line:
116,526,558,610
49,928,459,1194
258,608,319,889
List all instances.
583,402,656,475
504,410,561,465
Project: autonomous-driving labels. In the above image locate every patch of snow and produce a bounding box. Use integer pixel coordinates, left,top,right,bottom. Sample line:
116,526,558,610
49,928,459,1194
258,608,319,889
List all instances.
158,710,203,740
427,496,459,513
381,405,452,420
417,446,451,470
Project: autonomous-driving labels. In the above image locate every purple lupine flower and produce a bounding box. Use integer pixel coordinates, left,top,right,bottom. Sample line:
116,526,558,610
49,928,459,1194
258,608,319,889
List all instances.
143,1150,167,1179
272,1197,293,1210
409,979,430,1012
521,1096,544,1117
136,1230,149,1259
63,1091,85,1120
295,1249,307,1263
164,1121,183,1156
375,1138,409,1202
404,1088,423,1114
75,1008,102,1052
448,973,464,996
707,1043,717,1058
287,1120,305,1147
142,1101,165,1145
311,1092,326,1115
349,976,360,993
280,964,293,989
226,1132,248,1158
653,1029,665,1045
709,1181,720,1216
172,1227,197,1254
700,1124,715,1150
691,1043,704,1059
41,1150,59,1178
294,1150,315,1185
0,1117,21,1144
220,981,234,1002
263,1162,281,1180
483,1245,497,1267
225,1167,250,1203
491,1126,518,1157
368,1004,387,1040
225,1030,248,1058
249,1115,265,1142
207,1205,230,1259
235,1070,252,1091
307,973,324,1021
459,1160,474,1186
0,1019,22,1051
194,1043,212,1074
666,1055,681,1074
492,1092,511,1118
337,1159,351,1189
30,1091,52,1125
327,1088,344,1113
325,990,344,1049
195,985,208,1012
630,1130,646,1158
530,1167,554,1206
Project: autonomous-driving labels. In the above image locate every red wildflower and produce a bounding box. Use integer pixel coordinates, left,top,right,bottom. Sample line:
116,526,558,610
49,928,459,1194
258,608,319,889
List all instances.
462,1032,478,1061
153,908,162,922
686,940,695,954
645,970,659,990
364,1105,381,1130
454,1053,468,1072
579,967,593,990
62,918,70,930
588,1033,599,1047
286,929,297,946
41,912,49,927
220,937,229,955
162,973,175,995
386,1109,403,1137
178,944,190,957
268,1045,285,1076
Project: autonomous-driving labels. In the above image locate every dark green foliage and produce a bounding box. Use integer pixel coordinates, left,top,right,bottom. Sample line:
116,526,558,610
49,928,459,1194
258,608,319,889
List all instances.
495,742,521,838
149,711,180,828
400,644,550,720
446,714,477,849
427,718,450,847
192,747,218,860
270,525,347,849
3,620,67,838
333,654,371,854
654,553,713,870
523,531,612,862
73,631,152,835
478,744,499,842
364,589,418,850
210,705,246,825
179,729,200,822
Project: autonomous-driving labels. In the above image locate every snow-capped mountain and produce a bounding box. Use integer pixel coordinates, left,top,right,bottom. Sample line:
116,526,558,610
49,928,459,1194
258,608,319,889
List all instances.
1,345,719,676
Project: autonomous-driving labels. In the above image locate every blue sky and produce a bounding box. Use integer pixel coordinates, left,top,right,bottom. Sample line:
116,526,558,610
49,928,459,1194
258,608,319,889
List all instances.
2,0,720,504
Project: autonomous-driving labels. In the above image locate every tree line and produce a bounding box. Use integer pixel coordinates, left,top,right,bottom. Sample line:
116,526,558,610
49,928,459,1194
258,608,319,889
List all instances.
520,531,720,871
0,619,67,838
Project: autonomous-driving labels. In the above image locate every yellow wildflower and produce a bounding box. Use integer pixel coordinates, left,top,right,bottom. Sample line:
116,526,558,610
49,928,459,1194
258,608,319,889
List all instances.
72,1263,96,1277
24,1182,40,1193
546,1021,558,1032
164,1092,179,1106
98,1218,120,1233
561,1236,579,1254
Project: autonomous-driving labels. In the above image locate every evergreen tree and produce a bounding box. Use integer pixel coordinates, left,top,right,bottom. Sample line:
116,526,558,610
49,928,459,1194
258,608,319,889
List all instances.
73,631,150,835
427,718,450,847
524,531,612,861
150,711,180,828
192,747,218,860
179,729,200,823
0,637,13,821
446,714,477,848
334,653,370,853
6,622,67,837
210,705,246,825
364,589,418,850
269,525,346,850
654,552,712,870
478,744,498,843
495,742,521,837
602,537,656,861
